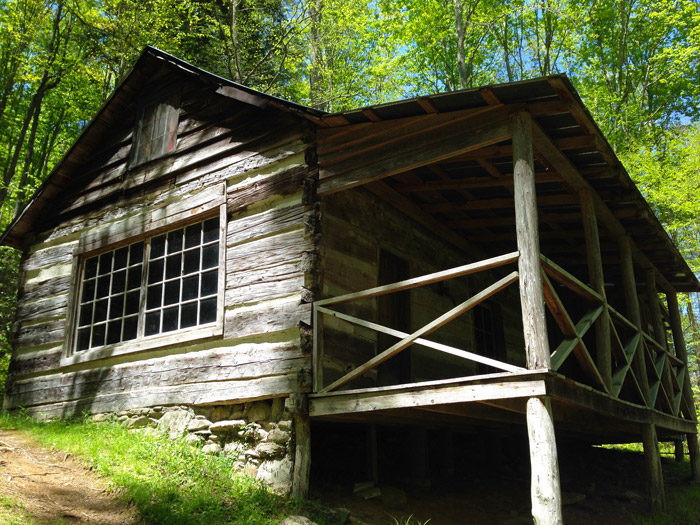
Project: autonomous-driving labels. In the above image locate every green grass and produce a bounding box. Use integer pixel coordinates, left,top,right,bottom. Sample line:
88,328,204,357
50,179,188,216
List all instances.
0,412,327,525
0,494,41,525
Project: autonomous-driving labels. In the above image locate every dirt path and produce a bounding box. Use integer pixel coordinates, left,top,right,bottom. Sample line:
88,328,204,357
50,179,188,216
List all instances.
0,429,141,524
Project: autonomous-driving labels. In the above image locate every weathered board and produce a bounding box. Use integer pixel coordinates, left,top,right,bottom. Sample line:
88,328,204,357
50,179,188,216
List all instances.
5,67,316,417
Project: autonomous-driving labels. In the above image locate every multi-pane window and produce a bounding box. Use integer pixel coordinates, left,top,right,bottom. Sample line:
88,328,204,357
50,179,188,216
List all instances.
75,217,220,352
145,218,219,336
132,92,180,165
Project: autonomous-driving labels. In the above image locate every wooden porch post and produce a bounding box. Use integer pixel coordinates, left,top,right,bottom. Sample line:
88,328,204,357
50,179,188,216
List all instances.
292,411,311,499
618,236,664,510
513,111,562,525
579,188,612,390
666,290,700,480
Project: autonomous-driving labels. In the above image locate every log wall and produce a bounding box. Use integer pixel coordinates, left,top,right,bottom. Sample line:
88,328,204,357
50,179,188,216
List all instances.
6,68,316,418
319,188,524,389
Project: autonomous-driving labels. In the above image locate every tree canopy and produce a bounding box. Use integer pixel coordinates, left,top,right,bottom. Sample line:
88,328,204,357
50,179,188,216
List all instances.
1,0,700,394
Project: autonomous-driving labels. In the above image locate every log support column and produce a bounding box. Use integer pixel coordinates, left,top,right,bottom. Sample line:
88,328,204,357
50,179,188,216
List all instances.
667,291,700,480
513,111,562,525
618,236,664,510
579,188,612,390
292,410,311,499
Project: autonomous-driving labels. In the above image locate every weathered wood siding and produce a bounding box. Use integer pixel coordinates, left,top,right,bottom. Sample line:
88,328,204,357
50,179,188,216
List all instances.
6,69,316,418
319,188,524,389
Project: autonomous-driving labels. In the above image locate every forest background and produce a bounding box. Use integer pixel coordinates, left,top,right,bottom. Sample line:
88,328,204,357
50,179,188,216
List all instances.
0,0,699,408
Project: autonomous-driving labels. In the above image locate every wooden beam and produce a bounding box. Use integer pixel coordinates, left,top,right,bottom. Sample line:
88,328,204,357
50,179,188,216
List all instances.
291,412,311,499
514,111,563,525
513,112,550,370
310,377,548,417
422,193,577,213
527,397,563,524
667,291,698,423
618,235,651,406
642,423,666,510
317,306,525,373
530,120,676,292
319,271,519,393
316,251,519,306
580,187,612,390
319,109,511,194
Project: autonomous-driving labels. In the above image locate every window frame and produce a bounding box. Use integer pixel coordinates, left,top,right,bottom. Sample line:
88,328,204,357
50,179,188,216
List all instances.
62,201,226,366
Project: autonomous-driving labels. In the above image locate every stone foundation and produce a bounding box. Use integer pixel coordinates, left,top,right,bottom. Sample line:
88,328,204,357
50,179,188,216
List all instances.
94,398,296,494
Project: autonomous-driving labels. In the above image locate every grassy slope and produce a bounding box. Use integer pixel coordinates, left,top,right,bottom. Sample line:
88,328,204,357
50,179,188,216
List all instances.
0,412,325,525
1,412,700,525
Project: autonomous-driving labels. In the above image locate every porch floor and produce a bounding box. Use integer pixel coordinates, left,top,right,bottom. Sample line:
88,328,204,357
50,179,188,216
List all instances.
309,370,696,444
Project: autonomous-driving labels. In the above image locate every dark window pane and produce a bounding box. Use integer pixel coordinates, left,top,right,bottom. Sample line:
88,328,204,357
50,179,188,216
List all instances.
81,279,96,302
147,284,162,309
199,298,217,324
145,311,160,336
148,259,164,284
201,270,218,296
129,242,144,266
127,266,142,290
112,270,126,294
109,295,124,319
181,302,197,328
165,253,182,280
167,229,183,254
164,280,180,305
77,328,91,351
99,252,113,275
123,316,138,340
91,324,106,347
94,299,108,322
85,257,98,279
97,275,111,298
79,304,93,326
125,291,140,315
183,248,200,274
182,275,198,301
107,320,122,345
185,223,201,249
114,247,128,270
163,306,178,332
151,235,166,259
202,244,218,270
203,217,219,243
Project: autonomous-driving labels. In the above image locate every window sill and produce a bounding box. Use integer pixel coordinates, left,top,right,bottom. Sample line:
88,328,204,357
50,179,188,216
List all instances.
61,322,223,366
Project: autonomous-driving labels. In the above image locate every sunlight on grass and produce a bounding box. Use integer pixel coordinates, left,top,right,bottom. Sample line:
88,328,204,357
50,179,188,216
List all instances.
0,412,318,525
0,494,40,525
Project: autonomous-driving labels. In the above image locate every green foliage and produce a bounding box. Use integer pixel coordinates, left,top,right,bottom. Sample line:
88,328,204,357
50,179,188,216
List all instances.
0,494,40,525
0,412,327,525
390,514,432,525
0,247,20,394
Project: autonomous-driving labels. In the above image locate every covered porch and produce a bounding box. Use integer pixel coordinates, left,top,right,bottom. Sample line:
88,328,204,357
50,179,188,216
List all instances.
300,76,700,522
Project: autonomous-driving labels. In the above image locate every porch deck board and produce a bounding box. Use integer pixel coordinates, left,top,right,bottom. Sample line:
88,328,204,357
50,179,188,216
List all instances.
309,370,696,442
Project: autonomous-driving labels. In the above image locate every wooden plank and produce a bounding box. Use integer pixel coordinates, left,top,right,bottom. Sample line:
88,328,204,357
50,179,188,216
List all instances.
319,271,519,393
319,114,511,195
316,251,518,307
227,166,308,213
310,378,547,416
316,306,525,373
19,373,304,419
513,112,549,370
540,255,604,304
224,299,311,340
7,342,307,408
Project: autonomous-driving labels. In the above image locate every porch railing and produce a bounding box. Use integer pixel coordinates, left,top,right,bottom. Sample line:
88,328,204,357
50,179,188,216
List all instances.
312,251,693,420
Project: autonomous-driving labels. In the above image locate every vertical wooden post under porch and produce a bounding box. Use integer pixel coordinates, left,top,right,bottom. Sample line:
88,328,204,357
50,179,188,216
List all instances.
512,111,563,525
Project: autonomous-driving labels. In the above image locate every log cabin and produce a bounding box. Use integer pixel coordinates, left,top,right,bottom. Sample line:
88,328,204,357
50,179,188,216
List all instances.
2,46,699,521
